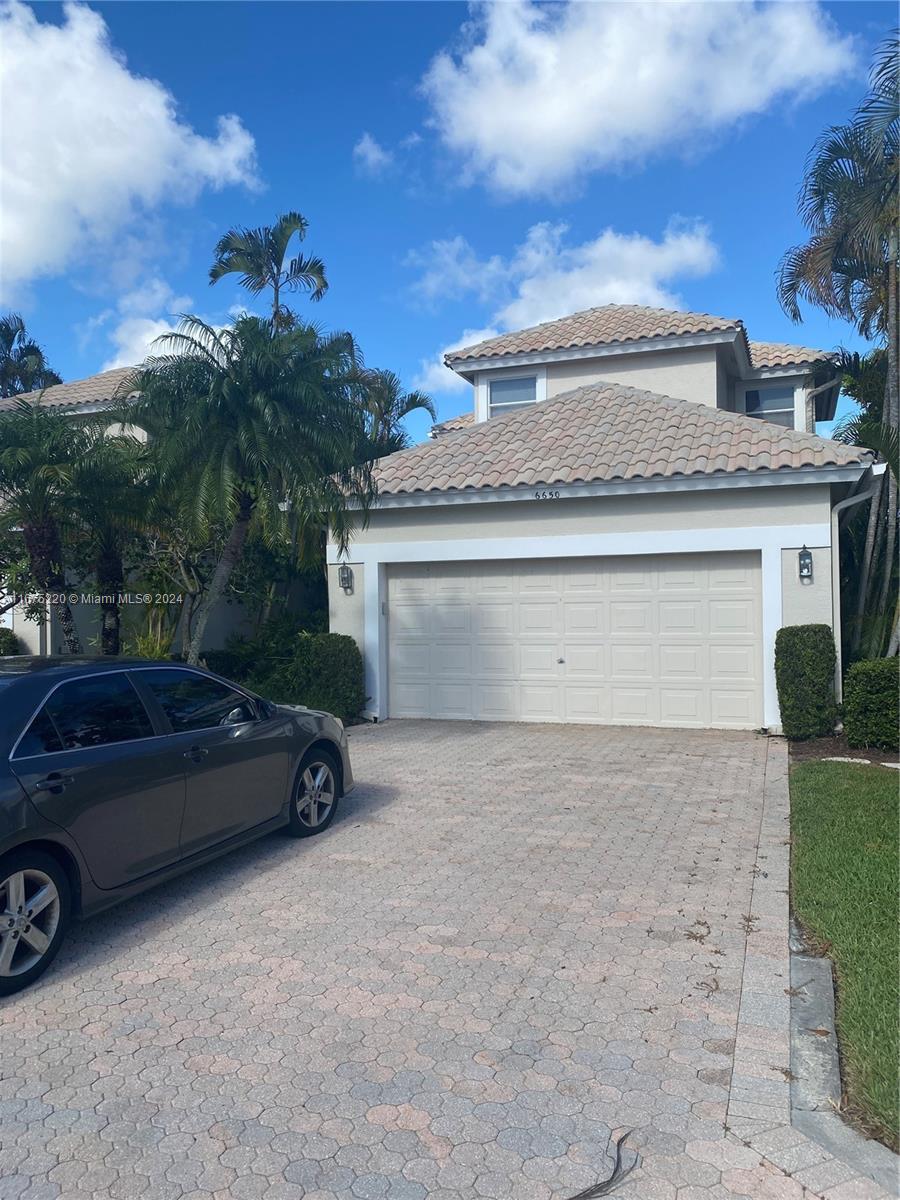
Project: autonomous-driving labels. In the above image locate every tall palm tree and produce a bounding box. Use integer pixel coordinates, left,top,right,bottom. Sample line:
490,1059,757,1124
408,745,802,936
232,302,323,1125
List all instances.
0,401,83,652
209,212,328,328
360,369,436,457
778,33,898,658
68,430,151,655
0,313,62,398
122,315,373,664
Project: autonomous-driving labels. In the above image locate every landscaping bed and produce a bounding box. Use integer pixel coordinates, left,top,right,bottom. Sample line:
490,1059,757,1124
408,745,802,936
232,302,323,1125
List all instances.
790,759,899,1149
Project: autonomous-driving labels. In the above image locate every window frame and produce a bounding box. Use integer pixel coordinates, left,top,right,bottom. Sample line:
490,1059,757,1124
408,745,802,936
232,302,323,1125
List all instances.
9,667,264,761
476,365,548,422
735,380,800,429
129,666,263,737
10,669,161,761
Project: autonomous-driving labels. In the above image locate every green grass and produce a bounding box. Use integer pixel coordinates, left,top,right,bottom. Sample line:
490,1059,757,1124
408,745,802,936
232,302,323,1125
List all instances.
790,761,899,1148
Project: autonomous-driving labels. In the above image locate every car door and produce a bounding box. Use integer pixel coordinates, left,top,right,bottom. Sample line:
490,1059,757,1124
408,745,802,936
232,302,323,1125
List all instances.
132,668,291,858
10,672,187,890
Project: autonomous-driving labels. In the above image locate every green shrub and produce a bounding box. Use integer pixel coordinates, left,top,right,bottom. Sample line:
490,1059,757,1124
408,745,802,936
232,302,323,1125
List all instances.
0,627,23,656
844,659,899,751
775,624,837,739
248,632,366,722
204,612,327,683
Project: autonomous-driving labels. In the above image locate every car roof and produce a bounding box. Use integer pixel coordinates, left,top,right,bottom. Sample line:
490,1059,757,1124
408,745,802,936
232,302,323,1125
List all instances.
0,656,199,679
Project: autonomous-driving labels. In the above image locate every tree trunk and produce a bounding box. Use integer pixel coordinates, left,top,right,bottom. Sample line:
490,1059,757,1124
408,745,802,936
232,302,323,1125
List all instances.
22,519,82,654
96,543,124,656
186,494,253,665
851,471,883,658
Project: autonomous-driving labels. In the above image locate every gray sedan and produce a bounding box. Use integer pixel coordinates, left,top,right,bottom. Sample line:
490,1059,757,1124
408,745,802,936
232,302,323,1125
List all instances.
0,657,353,995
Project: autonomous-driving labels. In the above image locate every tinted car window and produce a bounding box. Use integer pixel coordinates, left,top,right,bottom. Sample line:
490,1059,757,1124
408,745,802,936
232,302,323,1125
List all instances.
18,674,154,755
137,670,257,733
16,707,64,757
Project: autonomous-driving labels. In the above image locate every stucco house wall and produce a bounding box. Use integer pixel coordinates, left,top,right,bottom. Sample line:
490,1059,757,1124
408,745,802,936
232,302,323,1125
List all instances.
543,346,720,408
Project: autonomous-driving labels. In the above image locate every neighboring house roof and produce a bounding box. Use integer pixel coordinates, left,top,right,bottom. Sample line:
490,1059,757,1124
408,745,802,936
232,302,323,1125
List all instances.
0,366,136,413
444,304,835,373
747,340,834,369
429,412,475,437
372,381,868,497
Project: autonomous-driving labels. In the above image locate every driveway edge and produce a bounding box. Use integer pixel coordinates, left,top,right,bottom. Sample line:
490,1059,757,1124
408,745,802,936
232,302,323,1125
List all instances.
726,737,898,1199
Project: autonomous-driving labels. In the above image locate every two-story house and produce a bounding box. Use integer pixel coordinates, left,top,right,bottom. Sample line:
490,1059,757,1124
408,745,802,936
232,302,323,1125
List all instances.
327,304,876,733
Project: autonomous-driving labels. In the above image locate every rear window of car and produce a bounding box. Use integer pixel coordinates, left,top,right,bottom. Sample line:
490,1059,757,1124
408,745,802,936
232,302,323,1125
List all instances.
135,669,257,733
14,674,154,756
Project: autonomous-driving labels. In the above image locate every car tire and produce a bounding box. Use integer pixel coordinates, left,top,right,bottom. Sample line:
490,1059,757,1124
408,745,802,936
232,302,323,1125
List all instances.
0,849,71,997
287,747,341,838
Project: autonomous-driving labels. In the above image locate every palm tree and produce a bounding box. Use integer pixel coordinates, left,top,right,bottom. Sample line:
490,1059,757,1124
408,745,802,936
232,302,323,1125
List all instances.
0,402,83,652
359,369,436,457
778,33,898,658
209,212,328,328
68,430,151,655
122,315,373,664
0,314,62,398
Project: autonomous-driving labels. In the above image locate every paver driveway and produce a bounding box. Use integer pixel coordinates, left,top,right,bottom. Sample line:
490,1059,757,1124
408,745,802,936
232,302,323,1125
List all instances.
1,720,789,1200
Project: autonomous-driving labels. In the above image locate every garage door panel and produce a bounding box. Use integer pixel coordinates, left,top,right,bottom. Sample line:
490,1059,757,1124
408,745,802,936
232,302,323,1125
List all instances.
477,684,518,720
475,604,516,635
658,601,704,634
432,642,472,676
433,604,471,635
563,602,605,634
433,682,474,718
659,644,705,679
388,552,761,729
610,602,653,634
710,600,756,634
610,643,654,679
564,643,605,675
564,686,610,722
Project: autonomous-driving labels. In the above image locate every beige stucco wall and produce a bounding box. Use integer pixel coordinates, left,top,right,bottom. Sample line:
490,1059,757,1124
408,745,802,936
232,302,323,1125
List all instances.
341,485,833,547
781,546,833,628
328,562,365,651
545,346,719,407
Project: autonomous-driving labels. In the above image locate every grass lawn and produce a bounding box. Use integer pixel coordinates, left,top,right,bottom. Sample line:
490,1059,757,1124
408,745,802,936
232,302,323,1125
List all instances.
791,761,899,1148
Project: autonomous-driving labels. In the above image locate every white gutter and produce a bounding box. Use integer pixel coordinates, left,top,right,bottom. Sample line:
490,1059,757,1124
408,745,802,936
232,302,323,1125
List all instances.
830,462,886,696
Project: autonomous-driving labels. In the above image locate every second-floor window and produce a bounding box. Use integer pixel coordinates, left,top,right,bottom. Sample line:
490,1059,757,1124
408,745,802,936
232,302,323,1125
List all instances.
489,375,537,416
744,385,795,428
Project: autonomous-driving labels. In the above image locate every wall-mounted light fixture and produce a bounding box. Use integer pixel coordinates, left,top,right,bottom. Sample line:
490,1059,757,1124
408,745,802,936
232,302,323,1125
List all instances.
798,546,813,581
338,563,354,594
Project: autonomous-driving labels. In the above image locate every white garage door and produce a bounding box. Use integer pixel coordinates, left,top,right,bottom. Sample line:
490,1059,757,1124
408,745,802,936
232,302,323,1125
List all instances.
387,552,762,729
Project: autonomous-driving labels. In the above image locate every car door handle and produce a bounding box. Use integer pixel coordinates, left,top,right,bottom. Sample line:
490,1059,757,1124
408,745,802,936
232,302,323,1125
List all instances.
183,746,209,763
33,773,74,793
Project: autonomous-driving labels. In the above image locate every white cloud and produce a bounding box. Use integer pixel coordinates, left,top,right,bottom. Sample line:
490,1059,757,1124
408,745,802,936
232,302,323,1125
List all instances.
414,325,501,395
0,0,259,300
352,132,394,176
94,278,192,369
411,219,719,393
421,0,856,197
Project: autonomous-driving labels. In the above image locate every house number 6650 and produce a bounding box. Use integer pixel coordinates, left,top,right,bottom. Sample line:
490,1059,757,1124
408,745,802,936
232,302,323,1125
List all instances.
533,489,561,500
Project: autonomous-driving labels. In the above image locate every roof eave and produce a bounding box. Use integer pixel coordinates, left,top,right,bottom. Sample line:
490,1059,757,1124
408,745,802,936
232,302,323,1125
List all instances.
371,461,869,508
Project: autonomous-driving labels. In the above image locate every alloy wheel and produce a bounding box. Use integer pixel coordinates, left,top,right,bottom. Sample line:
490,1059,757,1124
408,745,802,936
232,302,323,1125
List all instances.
0,869,61,978
296,762,336,829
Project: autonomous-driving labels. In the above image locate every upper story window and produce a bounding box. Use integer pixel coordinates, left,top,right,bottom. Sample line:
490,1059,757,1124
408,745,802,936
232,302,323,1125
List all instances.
743,384,795,428
488,375,537,417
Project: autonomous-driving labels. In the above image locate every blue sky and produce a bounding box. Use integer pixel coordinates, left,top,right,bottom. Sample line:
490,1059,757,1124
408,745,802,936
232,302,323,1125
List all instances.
1,0,894,442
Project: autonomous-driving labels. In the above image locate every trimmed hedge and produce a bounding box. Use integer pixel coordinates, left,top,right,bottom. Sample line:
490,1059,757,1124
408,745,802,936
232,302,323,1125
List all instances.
0,628,23,656
844,659,899,751
247,632,366,723
775,624,837,739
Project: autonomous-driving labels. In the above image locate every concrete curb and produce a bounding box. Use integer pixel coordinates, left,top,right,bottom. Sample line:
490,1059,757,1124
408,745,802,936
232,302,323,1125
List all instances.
725,738,899,1199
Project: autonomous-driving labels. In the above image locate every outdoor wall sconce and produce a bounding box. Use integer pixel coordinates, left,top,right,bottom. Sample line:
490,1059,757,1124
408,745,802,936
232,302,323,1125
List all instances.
338,563,354,594
798,546,813,581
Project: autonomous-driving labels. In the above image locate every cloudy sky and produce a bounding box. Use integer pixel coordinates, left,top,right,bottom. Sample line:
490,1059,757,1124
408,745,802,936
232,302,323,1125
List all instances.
0,0,892,439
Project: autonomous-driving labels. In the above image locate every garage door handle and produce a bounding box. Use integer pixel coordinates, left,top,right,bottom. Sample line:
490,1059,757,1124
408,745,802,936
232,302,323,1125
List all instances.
557,658,565,664
33,773,74,793
183,746,209,762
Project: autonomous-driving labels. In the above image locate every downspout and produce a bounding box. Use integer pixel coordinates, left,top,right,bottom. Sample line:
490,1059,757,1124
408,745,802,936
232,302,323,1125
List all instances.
831,462,886,697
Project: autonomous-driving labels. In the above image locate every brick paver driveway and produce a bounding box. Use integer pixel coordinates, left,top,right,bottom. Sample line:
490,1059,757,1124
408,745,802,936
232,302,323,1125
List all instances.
2,720,786,1200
